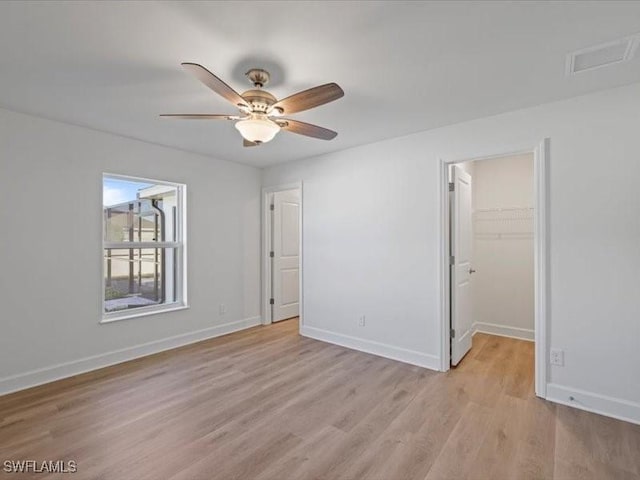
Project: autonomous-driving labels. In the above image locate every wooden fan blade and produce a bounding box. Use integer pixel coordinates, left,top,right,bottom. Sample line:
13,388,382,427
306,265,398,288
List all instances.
272,83,344,115
160,114,236,120
280,119,338,140
181,63,248,108
243,139,259,147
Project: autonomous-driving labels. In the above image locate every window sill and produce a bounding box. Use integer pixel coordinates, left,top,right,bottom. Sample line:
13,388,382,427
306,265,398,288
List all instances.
100,303,190,324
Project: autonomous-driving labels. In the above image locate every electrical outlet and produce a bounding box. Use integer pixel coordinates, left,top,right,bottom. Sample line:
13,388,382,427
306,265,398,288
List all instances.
219,304,226,315
358,316,366,327
550,349,564,366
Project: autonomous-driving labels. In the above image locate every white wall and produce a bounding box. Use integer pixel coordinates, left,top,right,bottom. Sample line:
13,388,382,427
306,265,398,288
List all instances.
263,82,640,423
470,154,534,341
0,108,262,393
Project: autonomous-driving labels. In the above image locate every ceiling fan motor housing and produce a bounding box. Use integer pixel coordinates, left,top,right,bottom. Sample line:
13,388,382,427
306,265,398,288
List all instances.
241,89,277,113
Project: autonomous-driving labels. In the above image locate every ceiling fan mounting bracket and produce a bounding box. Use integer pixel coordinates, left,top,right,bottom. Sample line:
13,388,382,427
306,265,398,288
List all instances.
245,68,270,88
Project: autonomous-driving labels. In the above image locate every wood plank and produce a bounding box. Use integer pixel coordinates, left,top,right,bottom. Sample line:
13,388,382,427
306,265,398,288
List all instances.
0,321,638,479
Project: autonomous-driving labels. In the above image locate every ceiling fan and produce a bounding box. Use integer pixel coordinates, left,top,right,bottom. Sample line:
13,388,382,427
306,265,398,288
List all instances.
161,63,344,147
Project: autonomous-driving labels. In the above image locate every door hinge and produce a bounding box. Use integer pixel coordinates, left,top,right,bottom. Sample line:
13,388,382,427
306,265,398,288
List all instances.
449,255,455,265
270,251,274,258
448,182,455,192
270,204,274,211
450,328,455,338
269,298,274,305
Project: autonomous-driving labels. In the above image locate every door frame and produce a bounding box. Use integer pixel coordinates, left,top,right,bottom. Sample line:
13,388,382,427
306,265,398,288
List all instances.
261,181,303,329
438,138,550,398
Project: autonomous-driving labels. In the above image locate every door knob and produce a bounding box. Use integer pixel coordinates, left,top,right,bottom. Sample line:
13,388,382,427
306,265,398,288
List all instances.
469,268,476,274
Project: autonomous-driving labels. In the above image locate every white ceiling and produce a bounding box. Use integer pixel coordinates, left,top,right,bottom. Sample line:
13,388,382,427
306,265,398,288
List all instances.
1,1,640,167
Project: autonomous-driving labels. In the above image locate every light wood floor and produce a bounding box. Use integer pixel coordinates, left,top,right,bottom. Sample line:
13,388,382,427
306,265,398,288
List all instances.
1,319,639,480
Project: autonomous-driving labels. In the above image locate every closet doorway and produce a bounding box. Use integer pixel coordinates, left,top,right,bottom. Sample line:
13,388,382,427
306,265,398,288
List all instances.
439,139,549,399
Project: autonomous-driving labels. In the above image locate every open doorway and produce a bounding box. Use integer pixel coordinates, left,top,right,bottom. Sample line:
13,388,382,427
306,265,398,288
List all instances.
450,153,535,364
262,183,303,329
440,140,549,398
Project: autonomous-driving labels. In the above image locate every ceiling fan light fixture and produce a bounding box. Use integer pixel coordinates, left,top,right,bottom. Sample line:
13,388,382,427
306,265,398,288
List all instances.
234,115,280,143
163,63,343,147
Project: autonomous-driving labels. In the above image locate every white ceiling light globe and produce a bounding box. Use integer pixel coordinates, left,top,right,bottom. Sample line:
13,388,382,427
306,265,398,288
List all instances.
235,117,280,143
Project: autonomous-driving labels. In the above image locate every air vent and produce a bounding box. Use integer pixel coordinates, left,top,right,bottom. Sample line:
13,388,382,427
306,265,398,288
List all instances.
566,35,639,75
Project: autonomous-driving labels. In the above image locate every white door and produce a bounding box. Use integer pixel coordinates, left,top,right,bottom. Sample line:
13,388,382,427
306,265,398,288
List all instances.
272,189,300,322
451,166,474,365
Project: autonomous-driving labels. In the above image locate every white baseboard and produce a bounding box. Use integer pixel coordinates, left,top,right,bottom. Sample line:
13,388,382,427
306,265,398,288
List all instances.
473,322,534,342
0,316,262,397
546,383,640,426
300,325,440,371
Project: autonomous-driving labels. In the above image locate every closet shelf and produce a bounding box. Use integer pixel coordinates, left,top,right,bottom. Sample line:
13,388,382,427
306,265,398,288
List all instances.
473,206,533,238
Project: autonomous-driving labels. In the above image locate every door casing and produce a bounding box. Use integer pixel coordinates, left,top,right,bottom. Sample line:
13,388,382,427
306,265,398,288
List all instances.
439,139,550,399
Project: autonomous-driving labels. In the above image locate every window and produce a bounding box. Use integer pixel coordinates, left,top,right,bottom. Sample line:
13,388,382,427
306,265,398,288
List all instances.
102,174,186,321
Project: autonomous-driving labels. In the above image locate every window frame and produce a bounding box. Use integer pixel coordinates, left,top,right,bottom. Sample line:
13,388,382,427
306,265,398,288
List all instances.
101,173,188,323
